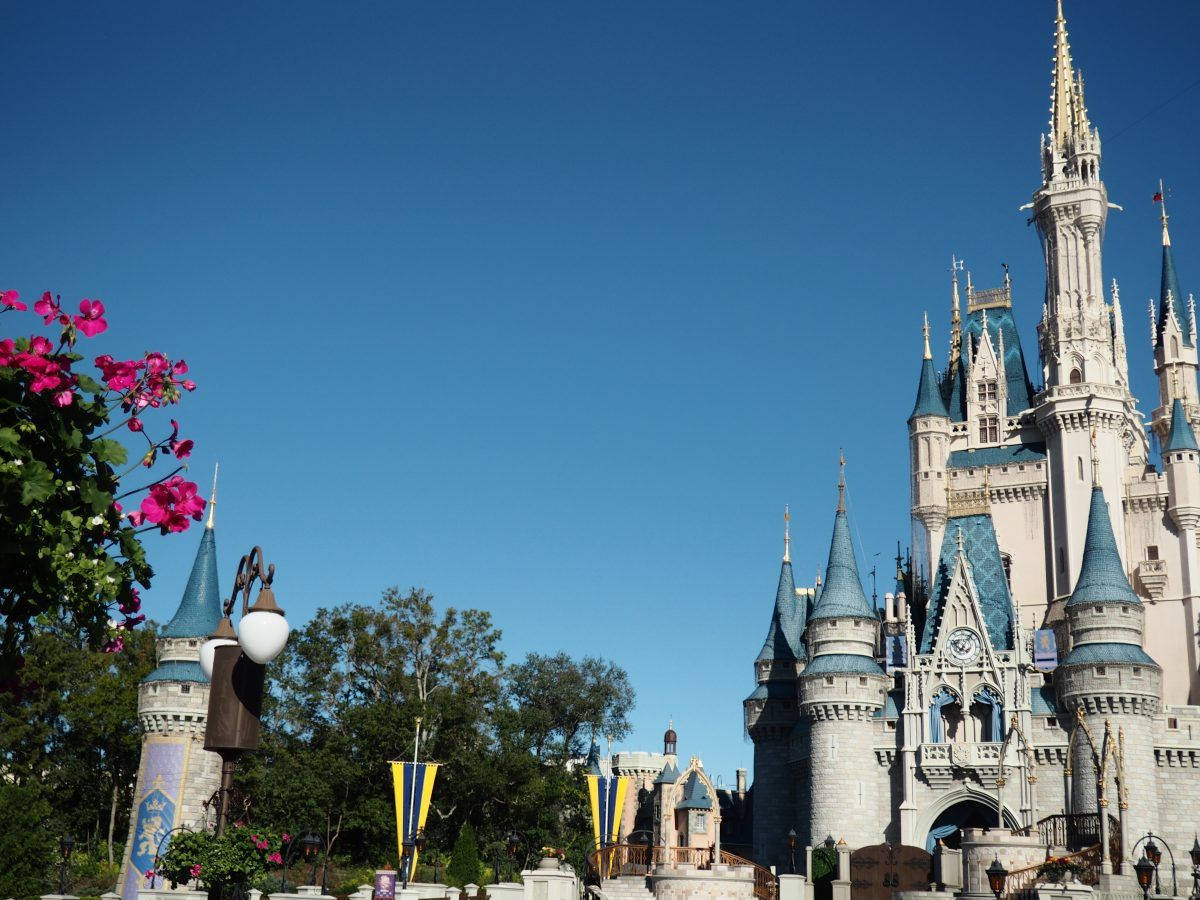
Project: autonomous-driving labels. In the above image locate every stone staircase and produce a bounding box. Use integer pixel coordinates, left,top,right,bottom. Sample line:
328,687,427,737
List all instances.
598,876,655,899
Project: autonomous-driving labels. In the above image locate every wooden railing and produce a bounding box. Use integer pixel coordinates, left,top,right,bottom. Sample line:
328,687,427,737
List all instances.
1037,813,1121,866
585,845,777,900
1003,844,1101,899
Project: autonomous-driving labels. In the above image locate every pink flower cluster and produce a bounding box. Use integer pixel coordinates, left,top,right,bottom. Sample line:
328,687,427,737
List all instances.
190,863,202,878
0,334,78,406
34,292,107,337
268,852,283,865
95,352,195,413
251,834,270,851
128,475,206,534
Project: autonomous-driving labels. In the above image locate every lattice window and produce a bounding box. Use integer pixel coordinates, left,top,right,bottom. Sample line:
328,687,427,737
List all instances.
977,381,997,403
978,416,999,443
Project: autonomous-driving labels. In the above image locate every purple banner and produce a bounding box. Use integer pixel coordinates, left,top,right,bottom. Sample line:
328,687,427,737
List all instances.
121,740,187,900
1033,629,1058,671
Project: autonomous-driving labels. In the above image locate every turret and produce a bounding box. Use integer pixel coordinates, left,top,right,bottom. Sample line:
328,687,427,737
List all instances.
1151,188,1199,441
798,461,887,848
116,474,225,900
1058,475,1160,849
910,313,951,580
745,510,803,869
1163,398,1200,530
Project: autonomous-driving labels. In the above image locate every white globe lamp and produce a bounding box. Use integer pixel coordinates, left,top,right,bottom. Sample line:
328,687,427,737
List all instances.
237,608,290,664
199,636,239,679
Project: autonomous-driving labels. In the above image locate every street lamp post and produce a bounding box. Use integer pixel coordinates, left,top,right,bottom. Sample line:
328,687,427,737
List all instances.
400,830,426,891
200,547,290,836
787,828,797,875
506,831,523,882
302,831,323,887
985,856,1007,900
1133,832,1179,897
58,835,74,896
1188,837,1199,899
1135,855,1155,900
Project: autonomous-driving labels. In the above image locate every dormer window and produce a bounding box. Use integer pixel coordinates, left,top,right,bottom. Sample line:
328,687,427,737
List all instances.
978,416,999,443
978,381,997,403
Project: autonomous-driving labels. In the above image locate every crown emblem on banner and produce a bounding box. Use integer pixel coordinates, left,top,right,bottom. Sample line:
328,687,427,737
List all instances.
144,794,169,813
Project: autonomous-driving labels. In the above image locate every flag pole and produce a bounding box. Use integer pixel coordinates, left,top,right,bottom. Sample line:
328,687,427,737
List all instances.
406,716,422,886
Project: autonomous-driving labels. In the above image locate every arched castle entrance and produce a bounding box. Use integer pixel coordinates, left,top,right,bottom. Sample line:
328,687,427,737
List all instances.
914,787,1021,853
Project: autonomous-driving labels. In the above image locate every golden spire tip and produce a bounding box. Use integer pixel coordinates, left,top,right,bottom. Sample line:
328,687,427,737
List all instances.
923,312,932,360
206,462,218,529
837,450,846,513
783,504,791,562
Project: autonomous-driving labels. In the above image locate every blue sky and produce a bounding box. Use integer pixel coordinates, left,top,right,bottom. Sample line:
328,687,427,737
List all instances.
5,1,1200,786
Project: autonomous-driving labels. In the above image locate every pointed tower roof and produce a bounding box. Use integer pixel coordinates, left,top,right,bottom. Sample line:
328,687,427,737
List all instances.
161,517,223,638
1049,0,1085,152
654,759,681,785
912,314,949,419
1157,192,1192,347
1065,487,1141,608
676,770,713,810
1163,398,1198,452
809,464,876,623
161,469,222,639
756,508,806,662
585,738,604,776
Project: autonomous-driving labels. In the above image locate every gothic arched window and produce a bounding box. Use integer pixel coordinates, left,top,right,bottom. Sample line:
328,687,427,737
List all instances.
1069,368,1083,384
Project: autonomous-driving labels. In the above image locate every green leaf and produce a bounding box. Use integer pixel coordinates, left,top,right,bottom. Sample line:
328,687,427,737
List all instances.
92,439,127,466
0,427,19,453
20,462,54,505
74,374,103,394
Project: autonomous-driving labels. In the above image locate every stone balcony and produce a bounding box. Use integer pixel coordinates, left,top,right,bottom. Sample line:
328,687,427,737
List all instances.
1134,558,1167,601
918,742,1005,789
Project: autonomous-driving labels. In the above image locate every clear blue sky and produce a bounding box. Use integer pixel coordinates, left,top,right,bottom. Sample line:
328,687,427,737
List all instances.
5,1,1200,786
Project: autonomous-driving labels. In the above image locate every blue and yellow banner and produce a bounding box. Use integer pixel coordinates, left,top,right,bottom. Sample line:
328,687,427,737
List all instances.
1033,629,1058,671
391,761,439,883
585,774,629,849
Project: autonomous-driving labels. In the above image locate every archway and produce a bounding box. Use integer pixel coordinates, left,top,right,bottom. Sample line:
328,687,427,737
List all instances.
924,800,1018,852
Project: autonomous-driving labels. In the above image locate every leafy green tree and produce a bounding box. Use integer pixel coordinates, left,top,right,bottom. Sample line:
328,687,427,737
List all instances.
446,822,482,888
0,781,56,900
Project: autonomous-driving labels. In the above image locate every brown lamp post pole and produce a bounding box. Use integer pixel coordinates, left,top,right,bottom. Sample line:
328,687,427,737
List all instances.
201,547,290,835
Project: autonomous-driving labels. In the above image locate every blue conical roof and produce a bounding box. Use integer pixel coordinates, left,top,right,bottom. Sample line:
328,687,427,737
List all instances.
654,760,680,785
756,559,806,663
809,507,876,622
1163,398,1198,452
585,739,603,776
1158,243,1192,347
161,525,223,637
1066,487,1141,608
911,357,949,419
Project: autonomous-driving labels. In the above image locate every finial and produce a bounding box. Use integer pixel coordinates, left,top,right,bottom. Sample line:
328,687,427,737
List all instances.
1056,0,1064,22
206,462,219,529
1158,179,1171,247
837,449,846,512
966,269,973,298
956,526,964,554
1090,423,1100,486
923,312,932,360
1111,277,1120,303
783,505,791,563
1002,262,1011,290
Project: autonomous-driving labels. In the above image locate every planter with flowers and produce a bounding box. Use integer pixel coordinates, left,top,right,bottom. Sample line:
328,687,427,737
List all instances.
156,825,284,899
1036,856,1087,885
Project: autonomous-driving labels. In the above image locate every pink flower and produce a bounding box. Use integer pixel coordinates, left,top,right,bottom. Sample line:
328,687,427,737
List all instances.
52,388,74,406
189,864,202,878
34,292,68,326
128,417,144,432
1,290,26,311
173,359,189,375
144,868,156,880
170,438,193,460
73,299,107,337
145,352,169,374
127,509,146,527
96,355,143,392
268,852,283,864
123,613,146,628
29,335,53,355
139,476,206,534
105,635,126,653
182,379,197,391
0,339,15,366
113,500,123,513
282,833,292,843
119,587,142,616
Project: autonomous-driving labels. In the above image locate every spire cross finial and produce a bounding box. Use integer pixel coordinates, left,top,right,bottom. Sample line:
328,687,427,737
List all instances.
837,449,846,512
1090,423,1100,487
1158,178,1172,247
206,462,219,529
783,504,791,562
923,312,932,360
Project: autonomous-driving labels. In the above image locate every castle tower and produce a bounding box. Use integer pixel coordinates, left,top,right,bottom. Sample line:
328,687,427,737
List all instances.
1057,478,1161,857
745,510,803,869
798,466,886,848
1031,0,1145,594
1150,194,1199,440
115,497,224,900
910,313,951,581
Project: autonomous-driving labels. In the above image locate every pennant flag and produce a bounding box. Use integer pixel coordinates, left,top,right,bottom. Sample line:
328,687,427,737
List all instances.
391,761,439,884
1033,629,1058,672
586,773,629,880
1154,192,1164,203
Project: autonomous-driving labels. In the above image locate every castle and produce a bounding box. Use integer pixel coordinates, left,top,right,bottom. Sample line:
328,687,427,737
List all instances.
745,0,1200,883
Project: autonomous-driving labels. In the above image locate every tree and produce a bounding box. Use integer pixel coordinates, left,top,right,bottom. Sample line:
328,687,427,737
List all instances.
0,291,204,676
0,781,55,900
446,823,482,888
0,620,156,863
504,652,635,762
